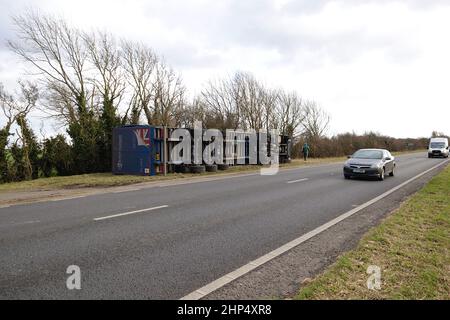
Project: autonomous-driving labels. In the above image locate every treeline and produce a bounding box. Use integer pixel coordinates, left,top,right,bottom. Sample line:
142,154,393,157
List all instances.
0,11,331,182
292,132,430,159
0,11,442,183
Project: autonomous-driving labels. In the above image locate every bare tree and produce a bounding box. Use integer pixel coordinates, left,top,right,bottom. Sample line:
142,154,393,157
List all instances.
174,97,207,128
152,60,185,126
0,81,38,132
199,77,240,130
260,87,278,132
301,101,330,139
276,90,306,137
233,72,266,130
0,84,17,182
0,84,17,131
0,81,39,180
17,82,39,179
198,71,309,135
84,32,127,169
431,131,448,138
8,11,93,123
84,31,125,118
122,40,158,124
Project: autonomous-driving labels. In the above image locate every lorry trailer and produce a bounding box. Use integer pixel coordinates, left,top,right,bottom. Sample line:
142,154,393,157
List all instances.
112,125,292,176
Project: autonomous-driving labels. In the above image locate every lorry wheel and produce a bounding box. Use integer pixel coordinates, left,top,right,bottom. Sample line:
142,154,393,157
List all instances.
181,166,191,173
190,165,206,174
218,164,229,171
174,165,184,173
206,165,218,172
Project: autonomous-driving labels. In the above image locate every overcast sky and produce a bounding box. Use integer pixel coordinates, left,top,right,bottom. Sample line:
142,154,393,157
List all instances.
1,0,449,138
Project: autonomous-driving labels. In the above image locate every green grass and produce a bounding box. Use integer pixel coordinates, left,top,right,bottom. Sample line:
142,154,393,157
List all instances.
295,164,450,300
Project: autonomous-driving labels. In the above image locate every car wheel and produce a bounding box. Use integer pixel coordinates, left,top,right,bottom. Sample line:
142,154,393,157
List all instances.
378,168,385,181
389,166,395,177
344,174,351,180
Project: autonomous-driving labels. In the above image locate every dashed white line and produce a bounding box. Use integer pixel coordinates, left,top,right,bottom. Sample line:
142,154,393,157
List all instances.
112,188,143,193
286,178,309,184
51,195,86,202
93,205,168,221
0,220,40,227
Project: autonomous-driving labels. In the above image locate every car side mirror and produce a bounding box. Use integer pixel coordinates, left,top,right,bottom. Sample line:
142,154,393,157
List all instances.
385,157,391,161
347,155,352,159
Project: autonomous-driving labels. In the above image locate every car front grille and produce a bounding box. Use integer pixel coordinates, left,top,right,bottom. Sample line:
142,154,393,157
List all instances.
349,165,371,169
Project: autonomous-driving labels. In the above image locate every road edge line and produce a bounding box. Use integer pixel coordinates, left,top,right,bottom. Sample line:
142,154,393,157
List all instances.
180,159,449,300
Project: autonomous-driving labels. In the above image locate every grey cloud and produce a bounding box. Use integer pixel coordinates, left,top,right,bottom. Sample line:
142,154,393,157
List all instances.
284,0,450,13
158,41,223,69
137,0,427,70
0,0,441,74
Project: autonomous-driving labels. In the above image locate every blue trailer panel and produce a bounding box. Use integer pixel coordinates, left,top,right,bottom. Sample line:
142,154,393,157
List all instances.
112,125,152,175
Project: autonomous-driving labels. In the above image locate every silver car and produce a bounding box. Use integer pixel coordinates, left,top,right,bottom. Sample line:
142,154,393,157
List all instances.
343,149,395,181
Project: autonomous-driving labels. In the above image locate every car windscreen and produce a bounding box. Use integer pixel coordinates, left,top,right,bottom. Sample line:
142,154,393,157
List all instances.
352,150,383,159
430,142,445,148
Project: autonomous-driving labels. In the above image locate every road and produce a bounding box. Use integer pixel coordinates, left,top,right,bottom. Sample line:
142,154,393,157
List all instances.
0,153,447,299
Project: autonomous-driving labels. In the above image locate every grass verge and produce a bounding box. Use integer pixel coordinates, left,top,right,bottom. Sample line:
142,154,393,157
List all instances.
295,163,450,299
0,156,346,192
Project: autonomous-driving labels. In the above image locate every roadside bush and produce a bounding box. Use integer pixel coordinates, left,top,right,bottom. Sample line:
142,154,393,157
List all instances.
40,134,73,177
8,143,26,181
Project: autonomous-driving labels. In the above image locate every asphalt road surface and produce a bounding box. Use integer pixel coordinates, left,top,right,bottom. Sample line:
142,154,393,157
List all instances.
0,153,447,299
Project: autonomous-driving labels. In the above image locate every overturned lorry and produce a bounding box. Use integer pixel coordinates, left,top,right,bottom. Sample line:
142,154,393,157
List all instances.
112,125,292,176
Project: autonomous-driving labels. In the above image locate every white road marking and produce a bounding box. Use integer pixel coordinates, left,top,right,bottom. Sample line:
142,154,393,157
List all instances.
0,220,40,227
156,172,259,188
286,178,309,184
51,195,86,202
112,188,143,193
181,159,449,300
93,205,168,221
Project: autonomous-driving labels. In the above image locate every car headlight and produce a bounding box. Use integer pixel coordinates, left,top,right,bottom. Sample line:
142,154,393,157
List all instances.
371,163,381,169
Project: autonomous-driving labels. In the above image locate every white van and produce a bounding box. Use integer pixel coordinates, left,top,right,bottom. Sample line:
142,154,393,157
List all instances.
428,137,449,158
